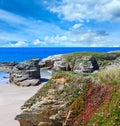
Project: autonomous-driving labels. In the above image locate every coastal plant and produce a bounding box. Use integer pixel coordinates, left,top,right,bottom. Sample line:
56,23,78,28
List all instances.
64,82,111,126
97,67,120,85
88,88,120,126
64,85,70,93
72,88,80,100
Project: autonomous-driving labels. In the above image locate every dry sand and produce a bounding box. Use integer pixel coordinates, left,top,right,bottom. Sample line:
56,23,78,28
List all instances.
0,74,51,126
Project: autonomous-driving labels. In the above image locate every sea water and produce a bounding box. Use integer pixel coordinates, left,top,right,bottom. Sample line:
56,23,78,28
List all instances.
0,47,120,62
0,47,120,84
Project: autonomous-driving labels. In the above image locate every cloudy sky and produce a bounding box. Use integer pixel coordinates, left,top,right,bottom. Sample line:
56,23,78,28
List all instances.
0,0,120,47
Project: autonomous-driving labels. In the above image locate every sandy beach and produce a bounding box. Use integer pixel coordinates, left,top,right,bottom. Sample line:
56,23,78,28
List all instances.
0,73,51,126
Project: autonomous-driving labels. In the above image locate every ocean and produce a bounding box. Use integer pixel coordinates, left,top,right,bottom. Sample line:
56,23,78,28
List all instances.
0,47,120,62
0,47,120,84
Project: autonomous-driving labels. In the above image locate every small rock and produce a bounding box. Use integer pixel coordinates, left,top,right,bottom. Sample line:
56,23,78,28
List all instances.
39,122,51,126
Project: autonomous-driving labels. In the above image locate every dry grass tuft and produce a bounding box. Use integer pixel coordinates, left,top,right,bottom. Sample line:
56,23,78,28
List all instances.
97,67,120,85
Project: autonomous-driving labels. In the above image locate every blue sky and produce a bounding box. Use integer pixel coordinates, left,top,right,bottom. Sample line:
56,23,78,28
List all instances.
0,0,120,47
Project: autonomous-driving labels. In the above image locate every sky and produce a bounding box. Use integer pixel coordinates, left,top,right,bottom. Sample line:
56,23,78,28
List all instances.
0,0,120,47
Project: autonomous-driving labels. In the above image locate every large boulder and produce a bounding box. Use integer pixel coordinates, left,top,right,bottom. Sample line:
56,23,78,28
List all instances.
10,59,40,86
39,55,62,69
53,59,70,71
73,56,99,73
40,60,54,69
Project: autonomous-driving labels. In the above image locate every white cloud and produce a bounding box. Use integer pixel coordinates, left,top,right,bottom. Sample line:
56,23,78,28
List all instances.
0,4,119,47
54,35,68,42
45,35,68,44
72,23,83,29
10,41,28,47
0,29,29,42
33,39,46,45
42,30,110,47
0,9,26,25
50,0,120,22
1,41,29,47
0,9,65,46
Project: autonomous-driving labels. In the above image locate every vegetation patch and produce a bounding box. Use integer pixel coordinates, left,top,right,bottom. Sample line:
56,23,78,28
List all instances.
22,71,91,109
64,83,110,126
97,67,120,85
88,87,120,126
21,63,120,126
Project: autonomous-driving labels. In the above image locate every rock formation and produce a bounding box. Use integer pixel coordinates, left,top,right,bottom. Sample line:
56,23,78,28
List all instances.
53,59,71,71
40,55,99,73
10,59,40,86
39,55,62,69
0,62,18,72
15,72,89,126
15,51,120,126
73,56,99,73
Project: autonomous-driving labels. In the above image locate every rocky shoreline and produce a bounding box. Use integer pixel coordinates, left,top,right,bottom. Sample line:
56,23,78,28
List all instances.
0,62,18,72
15,51,120,126
1,51,120,126
39,52,120,72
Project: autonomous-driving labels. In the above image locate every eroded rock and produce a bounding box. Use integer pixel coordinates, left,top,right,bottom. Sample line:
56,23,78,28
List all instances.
0,62,18,72
15,73,89,126
53,59,70,71
10,59,40,86
39,55,62,69
73,56,99,73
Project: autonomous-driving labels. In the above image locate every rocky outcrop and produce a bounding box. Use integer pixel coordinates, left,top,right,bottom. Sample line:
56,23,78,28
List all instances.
100,53,117,60
15,72,90,126
40,55,99,73
73,56,99,73
99,57,120,70
10,59,40,86
16,99,66,126
0,62,18,72
53,59,71,71
39,55,62,69
15,51,120,126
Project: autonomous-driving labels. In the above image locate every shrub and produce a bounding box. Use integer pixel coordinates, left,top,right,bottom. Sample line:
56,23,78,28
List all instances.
97,67,120,85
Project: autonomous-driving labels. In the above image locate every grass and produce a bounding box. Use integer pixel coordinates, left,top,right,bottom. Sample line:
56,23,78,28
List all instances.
87,66,120,125
70,96,85,117
62,66,120,126
97,67,120,85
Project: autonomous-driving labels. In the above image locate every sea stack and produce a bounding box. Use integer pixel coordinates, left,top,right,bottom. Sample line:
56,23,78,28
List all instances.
10,58,40,86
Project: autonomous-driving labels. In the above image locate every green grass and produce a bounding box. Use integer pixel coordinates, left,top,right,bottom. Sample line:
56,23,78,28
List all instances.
70,96,85,117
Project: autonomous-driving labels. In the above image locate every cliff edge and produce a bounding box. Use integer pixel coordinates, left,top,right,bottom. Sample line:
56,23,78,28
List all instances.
15,51,120,126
